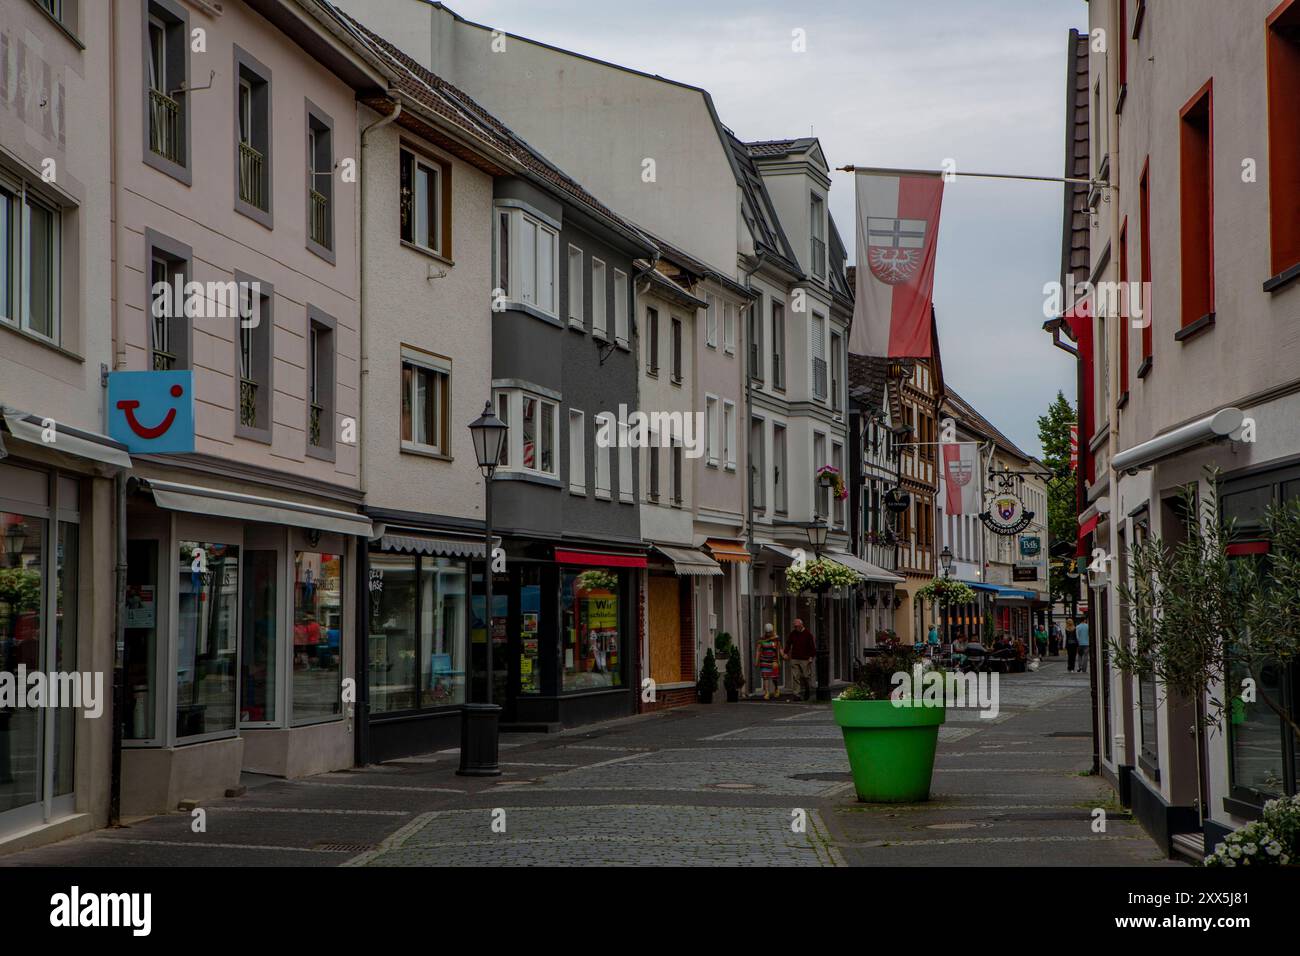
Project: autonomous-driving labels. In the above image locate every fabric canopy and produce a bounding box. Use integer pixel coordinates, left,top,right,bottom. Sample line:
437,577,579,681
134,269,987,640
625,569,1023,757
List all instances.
554,548,647,568
704,538,751,563
825,549,904,584
3,407,132,470
379,532,485,558
145,479,372,537
652,544,722,577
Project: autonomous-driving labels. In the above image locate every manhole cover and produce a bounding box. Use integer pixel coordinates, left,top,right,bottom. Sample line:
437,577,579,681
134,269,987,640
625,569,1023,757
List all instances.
920,823,989,831
313,842,373,852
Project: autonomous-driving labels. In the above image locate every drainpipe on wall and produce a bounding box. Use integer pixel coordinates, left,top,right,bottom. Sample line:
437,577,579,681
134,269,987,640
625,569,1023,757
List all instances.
353,97,402,767
740,253,768,693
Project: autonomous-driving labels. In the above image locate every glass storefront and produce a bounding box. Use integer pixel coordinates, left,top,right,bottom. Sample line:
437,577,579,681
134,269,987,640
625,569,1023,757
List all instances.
124,540,159,740
176,541,239,738
240,550,278,723
293,551,342,723
561,567,623,692
369,552,468,714
0,511,44,814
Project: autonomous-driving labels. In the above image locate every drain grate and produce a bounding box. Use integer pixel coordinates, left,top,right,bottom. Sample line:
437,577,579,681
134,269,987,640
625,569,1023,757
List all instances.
313,842,373,853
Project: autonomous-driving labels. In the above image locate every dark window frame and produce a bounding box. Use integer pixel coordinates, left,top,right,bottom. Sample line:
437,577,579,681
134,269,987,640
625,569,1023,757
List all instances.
305,99,335,264
142,0,190,185
233,46,273,228
233,271,273,444
305,304,336,461
144,227,192,371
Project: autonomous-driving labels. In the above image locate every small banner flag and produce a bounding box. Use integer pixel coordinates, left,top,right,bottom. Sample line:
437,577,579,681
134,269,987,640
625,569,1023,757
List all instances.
849,169,944,357
1068,423,1079,470
942,442,980,516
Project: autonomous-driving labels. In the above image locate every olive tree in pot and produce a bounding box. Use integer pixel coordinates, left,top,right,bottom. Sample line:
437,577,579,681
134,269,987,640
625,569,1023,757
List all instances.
1111,475,1300,860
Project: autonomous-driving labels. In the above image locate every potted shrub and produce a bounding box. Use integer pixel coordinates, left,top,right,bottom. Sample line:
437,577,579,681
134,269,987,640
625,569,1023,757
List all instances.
714,631,734,659
723,650,745,703
697,648,719,704
833,642,945,802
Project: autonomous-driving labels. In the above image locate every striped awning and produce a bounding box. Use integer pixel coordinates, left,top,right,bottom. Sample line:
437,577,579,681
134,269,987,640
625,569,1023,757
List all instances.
652,544,722,577
379,533,485,558
705,538,752,563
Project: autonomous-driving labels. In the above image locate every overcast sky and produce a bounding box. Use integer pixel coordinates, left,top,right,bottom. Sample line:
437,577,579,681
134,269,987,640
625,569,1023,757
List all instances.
450,0,1084,456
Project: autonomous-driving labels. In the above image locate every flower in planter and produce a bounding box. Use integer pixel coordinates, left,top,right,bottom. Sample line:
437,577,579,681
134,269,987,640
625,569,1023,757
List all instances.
815,465,849,501
786,558,861,593
915,577,978,608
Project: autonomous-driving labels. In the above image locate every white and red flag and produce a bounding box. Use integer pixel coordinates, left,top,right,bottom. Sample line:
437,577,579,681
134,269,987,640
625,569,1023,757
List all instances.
942,442,980,516
849,170,944,357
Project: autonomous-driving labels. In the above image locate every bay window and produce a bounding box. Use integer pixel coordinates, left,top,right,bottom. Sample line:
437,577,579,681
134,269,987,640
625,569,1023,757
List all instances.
493,388,561,480
495,205,559,317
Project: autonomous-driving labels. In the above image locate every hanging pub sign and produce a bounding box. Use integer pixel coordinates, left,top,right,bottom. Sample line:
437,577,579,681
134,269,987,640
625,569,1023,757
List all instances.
884,486,911,513
1018,534,1042,558
980,491,1034,536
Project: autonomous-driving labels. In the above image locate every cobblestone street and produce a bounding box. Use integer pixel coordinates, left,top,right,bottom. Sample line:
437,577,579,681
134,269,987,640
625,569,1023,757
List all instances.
1,658,1177,867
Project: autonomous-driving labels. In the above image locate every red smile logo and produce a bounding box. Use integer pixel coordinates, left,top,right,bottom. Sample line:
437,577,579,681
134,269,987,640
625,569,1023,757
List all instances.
117,384,184,439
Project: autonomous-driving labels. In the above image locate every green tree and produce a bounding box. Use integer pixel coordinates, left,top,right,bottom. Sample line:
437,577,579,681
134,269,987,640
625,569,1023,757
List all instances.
1037,390,1079,607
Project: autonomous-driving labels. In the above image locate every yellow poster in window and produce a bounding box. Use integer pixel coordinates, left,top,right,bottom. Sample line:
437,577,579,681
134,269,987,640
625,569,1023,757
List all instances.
585,595,617,630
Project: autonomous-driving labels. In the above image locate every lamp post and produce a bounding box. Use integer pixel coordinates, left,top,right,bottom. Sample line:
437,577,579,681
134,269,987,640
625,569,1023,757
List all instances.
4,519,26,567
805,518,831,702
459,400,507,777
939,545,954,643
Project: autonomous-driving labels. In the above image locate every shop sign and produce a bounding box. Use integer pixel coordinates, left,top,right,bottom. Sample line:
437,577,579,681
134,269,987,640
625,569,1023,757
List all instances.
1012,566,1038,582
107,371,196,454
1018,534,1042,558
125,584,155,628
980,492,1034,536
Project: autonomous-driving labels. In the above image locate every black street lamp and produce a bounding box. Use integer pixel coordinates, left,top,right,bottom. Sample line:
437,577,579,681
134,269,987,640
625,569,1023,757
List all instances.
459,400,507,777
4,519,27,567
939,545,954,643
805,518,832,702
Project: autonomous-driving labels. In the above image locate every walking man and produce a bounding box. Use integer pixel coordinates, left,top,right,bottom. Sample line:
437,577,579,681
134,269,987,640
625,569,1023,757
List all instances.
785,618,817,701
1065,619,1078,671
1075,617,1090,673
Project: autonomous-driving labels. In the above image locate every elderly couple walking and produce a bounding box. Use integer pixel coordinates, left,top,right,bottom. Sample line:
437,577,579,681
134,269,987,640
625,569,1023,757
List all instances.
755,619,817,701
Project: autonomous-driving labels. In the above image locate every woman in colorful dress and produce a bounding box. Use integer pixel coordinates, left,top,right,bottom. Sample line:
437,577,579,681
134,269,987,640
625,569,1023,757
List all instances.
756,623,783,700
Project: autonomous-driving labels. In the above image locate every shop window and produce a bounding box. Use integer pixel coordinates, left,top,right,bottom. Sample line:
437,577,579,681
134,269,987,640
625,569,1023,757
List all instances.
518,566,542,695
369,553,418,713
240,550,278,724
0,173,61,345
124,540,159,741
292,551,342,724
176,541,239,740
561,568,623,692
53,521,77,796
0,510,44,813
420,556,467,707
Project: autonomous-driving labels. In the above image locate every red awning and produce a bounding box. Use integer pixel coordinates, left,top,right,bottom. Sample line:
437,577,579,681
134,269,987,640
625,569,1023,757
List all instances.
1078,513,1099,540
1226,541,1270,557
554,548,647,569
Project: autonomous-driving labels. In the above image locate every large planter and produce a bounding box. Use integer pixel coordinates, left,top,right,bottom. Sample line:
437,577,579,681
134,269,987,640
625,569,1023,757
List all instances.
832,698,945,803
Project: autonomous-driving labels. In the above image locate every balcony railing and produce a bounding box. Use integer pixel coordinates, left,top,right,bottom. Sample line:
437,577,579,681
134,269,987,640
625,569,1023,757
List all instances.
811,236,826,278
240,379,258,428
149,88,183,165
238,142,266,210
309,402,324,447
308,189,330,248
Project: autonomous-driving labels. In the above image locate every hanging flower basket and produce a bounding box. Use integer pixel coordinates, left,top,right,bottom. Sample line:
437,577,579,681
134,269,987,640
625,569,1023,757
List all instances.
575,569,617,592
786,558,861,593
816,465,848,501
915,577,977,608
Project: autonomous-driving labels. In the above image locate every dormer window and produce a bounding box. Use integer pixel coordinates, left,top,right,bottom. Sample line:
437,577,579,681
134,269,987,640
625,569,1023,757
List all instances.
810,192,826,278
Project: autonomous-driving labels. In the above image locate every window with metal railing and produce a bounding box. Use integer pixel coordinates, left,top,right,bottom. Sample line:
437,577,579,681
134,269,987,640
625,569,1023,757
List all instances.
146,5,187,173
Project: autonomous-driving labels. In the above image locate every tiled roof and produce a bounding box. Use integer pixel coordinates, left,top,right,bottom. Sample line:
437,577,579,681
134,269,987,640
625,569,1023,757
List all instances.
848,354,889,412
330,6,654,252
1061,28,1091,287
746,137,819,158
727,133,803,275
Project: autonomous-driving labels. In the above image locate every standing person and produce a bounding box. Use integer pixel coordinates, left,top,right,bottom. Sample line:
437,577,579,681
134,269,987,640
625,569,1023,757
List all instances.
756,624,783,700
1034,623,1048,659
1075,617,1090,673
785,618,817,701
1050,622,1062,656
1065,619,1078,671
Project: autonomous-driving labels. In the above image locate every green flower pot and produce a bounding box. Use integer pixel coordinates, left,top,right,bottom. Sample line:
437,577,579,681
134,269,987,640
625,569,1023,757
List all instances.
832,698,945,803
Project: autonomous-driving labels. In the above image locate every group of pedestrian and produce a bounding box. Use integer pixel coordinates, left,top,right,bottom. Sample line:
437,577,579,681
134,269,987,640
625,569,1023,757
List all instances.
754,619,817,701
1030,618,1091,672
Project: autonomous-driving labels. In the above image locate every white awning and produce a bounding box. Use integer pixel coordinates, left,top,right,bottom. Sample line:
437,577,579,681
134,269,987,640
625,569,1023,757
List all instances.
2,407,132,470
144,479,372,537
761,543,799,562
1111,407,1243,473
825,549,905,584
652,544,722,576
379,532,485,558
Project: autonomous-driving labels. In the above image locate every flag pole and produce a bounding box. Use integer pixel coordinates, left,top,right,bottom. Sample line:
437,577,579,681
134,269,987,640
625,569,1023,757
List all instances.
837,164,1111,190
